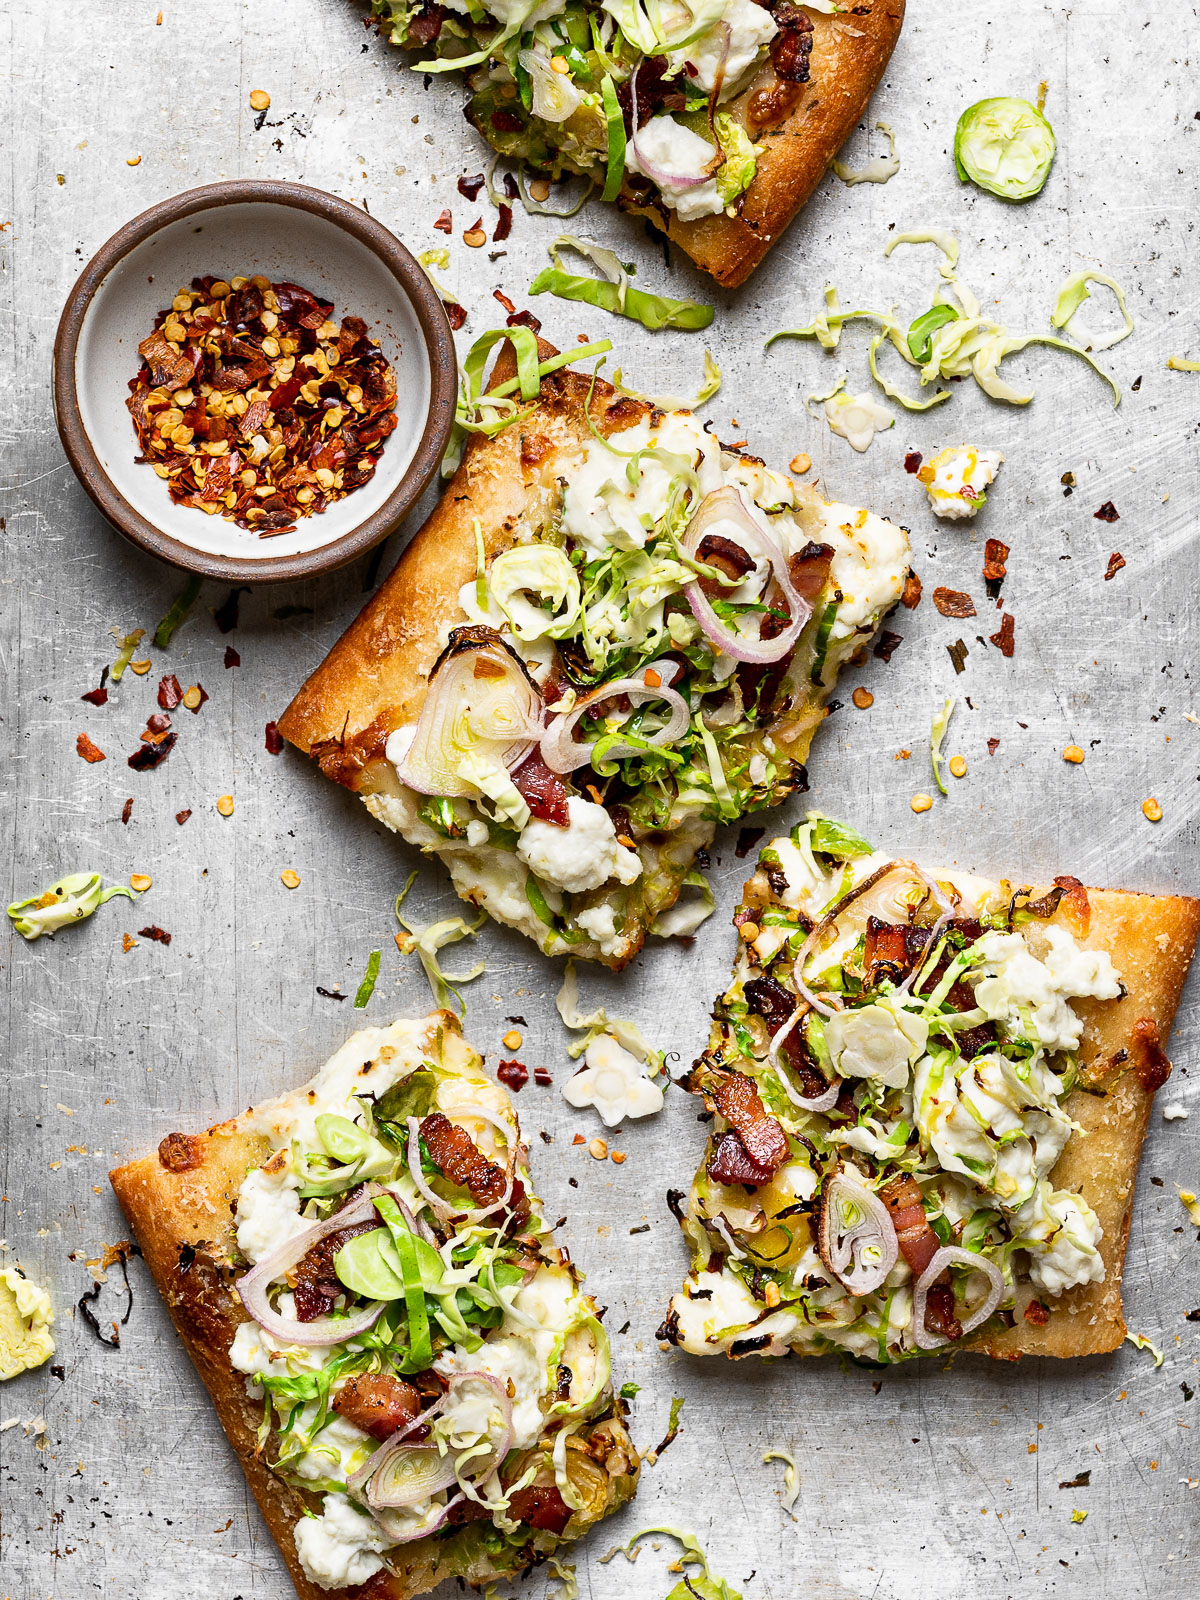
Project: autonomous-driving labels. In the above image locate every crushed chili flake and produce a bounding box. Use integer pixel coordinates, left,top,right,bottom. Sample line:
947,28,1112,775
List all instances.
903,450,923,474
126,276,398,537
947,638,969,674
157,673,183,709
987,737,1000,756
989,612,1016,657
497,1059,529,1091
433,209,453,233
128,732,177,770
1104,551,1126,581
932,587,977,619
1094,500,1120,522
872,630,904,663
502,171,519,200
901,571,922,609
493,204,513,243
122,933,138,953
443,301,468,331
983,538,1010,595
81,685,109,706
175,808,192,825
76,732,106,763
121,797,134,824
507,308,541,332
533,1067,553,1086
143,712,171,740
223,645,241,667
463,220,487,247
138,924,172,944
493,289,517,315
265,721,284,754
214,585,249,632
457,173,485,200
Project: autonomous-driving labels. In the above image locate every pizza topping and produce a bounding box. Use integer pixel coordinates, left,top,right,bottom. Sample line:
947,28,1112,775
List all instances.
708,1071,789,1178
157,1131,205,1172
417,1111,508,1206
0,1266,55,1382
817,1165,898,1295
922,445,1004,520
562,1031,665,1127
331,1373,423,1441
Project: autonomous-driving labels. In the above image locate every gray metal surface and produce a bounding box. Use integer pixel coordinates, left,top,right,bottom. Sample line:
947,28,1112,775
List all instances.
1,1,1198,1595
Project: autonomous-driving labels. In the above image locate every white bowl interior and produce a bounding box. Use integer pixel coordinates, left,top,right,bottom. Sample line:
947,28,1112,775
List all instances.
74,198,433,561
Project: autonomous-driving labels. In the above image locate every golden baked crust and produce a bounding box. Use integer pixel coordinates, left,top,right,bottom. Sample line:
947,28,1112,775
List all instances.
625,1,906,287
672,868,1199,1362
110,1015,638,1599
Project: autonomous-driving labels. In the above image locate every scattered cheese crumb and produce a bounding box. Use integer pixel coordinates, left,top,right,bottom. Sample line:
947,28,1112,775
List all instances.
1162,1103,1188,1122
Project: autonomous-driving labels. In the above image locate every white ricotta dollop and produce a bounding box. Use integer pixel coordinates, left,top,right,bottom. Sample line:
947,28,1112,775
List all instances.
229,1313,328,1380
626,114,725,222
517,796,641,894
968,929,1120,1053
234,1162,307,1265
667,0,777,95
562,1032,665,1126
819,503,911,641
672,1268,801,1354
923,445,1004,519
1015,1182,1105,1297
576,901,621,954
293,1492,390,1591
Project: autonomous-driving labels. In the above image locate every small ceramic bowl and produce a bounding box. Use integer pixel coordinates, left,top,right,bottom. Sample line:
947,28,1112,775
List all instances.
54,180,457,583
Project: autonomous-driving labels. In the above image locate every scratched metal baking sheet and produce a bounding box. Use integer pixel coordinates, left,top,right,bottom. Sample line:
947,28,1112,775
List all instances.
1,1,1197,1595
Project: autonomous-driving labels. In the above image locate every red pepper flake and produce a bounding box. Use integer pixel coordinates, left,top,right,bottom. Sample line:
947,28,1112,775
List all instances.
506,308,541,332
989,612,1016,657
224,645,241,668
987,738,1001,756
142,712,171,741
81,685,109,706
983,539,1010,594
901,571,922,610
138,924,172,945
1094,501,1120,522
947,638,969,674
265,721,284,754
433,208,453,233
493,289,517,315
128,732,177,770
214,585,249,633
932,587,977,619
1104,551,1126,581
157,673,183,710
1023,1299,1050,1326
492,203,513,243
457,173,485,200
904,450,923,474
175,808,192,825
76,732,106,763
502,171,519,200
121,797,135,824
497,1059,529,1091
444,302,468,331
533,1067,553,1086
872,630,904,663
491,109,523,133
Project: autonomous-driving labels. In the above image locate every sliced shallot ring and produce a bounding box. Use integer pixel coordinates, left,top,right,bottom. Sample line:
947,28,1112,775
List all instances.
792,858,910,1017
766,1004,841,1112
911,1245,1005,1350
817,1166,898,1297
682,487,810,665
899,866,958,993
347,1392,448,1499
539,672,690,775
236,1191,386,1347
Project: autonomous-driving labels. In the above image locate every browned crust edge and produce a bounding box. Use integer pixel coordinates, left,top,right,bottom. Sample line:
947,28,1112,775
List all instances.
624,2,906,288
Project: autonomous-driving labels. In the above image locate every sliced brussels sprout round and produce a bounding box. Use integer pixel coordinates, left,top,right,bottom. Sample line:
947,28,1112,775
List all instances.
954,97,1056,201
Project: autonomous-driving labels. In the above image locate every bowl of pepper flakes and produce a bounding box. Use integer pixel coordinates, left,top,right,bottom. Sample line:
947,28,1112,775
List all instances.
54,180,457,583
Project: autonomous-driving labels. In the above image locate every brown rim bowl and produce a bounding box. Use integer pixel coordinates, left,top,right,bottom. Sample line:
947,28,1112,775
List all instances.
53,180,457,584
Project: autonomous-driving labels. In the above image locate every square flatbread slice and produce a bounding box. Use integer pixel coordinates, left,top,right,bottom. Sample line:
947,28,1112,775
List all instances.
279,344,910,970
660,821,1199,1362
110,1012,637,1599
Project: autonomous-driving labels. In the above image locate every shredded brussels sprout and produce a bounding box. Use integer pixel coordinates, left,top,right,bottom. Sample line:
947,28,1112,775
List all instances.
1124,1331,1165,1368
8,871,137,940
529,235,714,331
153,575,202,648
395,871,486,1011
1050,270,1134,353
109,627,145,682
353,948,382,1007
762,1446,800,1510
954,96,1056,201
930,696,956,797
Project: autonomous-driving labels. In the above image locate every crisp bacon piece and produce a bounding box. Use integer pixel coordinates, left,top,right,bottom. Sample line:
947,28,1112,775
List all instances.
510,750,569,826
419,1112,507,1204
158,1132,204,1172
769,6,814,83
923,1282,963,1343
983,539,1010,590
289,1216,380,1322
332,1373,422,1441
708,1129,776,1187
901,571,923,609
615,55,686,129
406,2,445,47
863,917,910,985
1130,1017,1172,1093
1023,1298,1050,1327
743,976,826,1098
697,533,755,595
787,540,834,604
508,1484,573,1534
879,1172,941,1279
710,1072,789,1177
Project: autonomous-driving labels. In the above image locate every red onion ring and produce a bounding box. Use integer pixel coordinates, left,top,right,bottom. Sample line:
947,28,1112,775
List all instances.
899,869,957,993
682,487,810,665
539,670,690,775
766,1006,841,1112
792,859,916,1018
911,1245,1005,1350
630,63,718,192
236,1191,386,1347
818,1166,898,1296
347,1392,448,1500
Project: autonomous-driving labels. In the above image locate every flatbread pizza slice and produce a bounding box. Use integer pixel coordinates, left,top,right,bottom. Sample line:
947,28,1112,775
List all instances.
660,817,1199,1361
279,342,910,969
368,0,905,287
110,1012,637,1599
